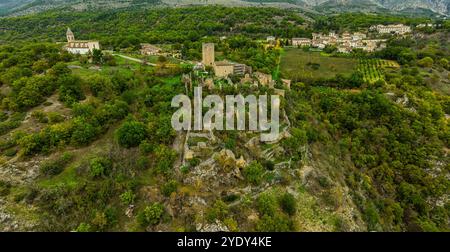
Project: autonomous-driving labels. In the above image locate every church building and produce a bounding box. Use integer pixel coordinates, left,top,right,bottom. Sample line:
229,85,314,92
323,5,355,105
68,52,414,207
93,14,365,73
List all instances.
65,28,100,55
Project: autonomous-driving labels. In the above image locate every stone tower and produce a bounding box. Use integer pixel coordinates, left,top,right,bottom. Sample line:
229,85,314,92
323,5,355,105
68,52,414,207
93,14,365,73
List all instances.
66,28,75,42
202,43,215,67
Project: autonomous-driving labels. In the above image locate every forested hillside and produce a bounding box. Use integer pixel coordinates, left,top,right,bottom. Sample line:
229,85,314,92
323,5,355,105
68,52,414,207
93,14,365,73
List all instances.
0,7,306,46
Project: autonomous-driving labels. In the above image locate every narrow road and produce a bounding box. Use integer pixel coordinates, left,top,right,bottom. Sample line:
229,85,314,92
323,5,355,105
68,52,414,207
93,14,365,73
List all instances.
112,54,157,66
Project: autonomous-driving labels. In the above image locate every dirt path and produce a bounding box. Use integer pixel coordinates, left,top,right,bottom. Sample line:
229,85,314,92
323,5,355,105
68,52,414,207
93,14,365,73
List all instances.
112,54,157,66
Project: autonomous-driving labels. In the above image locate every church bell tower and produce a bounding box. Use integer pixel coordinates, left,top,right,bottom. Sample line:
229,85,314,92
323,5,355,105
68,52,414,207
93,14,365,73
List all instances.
66,28,75,42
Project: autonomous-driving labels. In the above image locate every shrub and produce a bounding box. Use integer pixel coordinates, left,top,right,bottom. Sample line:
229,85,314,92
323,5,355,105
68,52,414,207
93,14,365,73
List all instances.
75,223,92,232
92,211,108,231
136,155,150,170
100,100,129,122
31,110,48,123
72,103,95,117
257,192,277,216
206,200,229,222
18,133,44,156
161,180,178,197
45,122,73,147
280,192,296,216
256,214,292,232
4,148,17,157
0,112,8,122
243,161,265,185
40,152,73,176
262,160,275,171
0,180,11,196
120,190,135,205
188,157,200,168
121,90,137,105
364,202,381,231
224,138,236,149
71,117,97,146
139,140,154,154
47,112,64,124
137,203,165,227
12,75,56,110
223,218,239,232
154,145,176,175
417,57,434,68
104,207,118,228
49,62,71,76
180,165,190,174
222,194,239,203
0,112,25,135
89,157,112,178
116,120,148,148
318,176,331,188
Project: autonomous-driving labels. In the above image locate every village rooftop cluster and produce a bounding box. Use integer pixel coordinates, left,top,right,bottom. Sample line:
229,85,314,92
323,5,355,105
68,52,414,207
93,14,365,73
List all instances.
287,24,411,53
290,31,387,53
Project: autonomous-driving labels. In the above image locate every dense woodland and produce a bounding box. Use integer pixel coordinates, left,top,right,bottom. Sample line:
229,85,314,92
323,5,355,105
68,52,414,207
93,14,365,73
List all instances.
0,7,448,231
0,7,306,47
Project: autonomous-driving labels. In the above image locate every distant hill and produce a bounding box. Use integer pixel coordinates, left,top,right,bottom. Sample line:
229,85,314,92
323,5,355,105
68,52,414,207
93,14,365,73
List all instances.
0,0,162,16
0,0,33,15
244,0,449,15
0,0,448,16
313,0,449,15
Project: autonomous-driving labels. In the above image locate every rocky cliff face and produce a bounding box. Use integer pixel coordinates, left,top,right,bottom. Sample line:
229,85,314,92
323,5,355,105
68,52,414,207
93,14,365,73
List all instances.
375,0,449,15
302,0,449,15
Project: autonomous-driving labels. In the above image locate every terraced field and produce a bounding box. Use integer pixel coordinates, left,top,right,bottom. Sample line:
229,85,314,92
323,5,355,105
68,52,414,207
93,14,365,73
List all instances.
357,58,399,83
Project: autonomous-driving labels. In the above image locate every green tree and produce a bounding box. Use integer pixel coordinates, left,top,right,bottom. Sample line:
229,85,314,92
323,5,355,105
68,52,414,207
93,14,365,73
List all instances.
116,120,148,148
92,49,103,65
58,75,85,105
71,117,97,146
87,74,114,100
417,57,434,67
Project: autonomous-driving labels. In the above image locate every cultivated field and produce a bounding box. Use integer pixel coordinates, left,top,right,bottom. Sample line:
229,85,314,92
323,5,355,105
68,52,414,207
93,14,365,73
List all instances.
357,58,399,83
280,48,358,81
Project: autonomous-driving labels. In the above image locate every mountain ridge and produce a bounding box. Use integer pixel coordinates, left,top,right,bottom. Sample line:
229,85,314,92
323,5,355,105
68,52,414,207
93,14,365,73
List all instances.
0,0,448,16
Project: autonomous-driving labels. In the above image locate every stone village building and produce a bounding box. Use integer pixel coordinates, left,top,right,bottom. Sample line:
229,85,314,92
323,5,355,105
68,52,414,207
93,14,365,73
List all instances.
292,30,386,53
370,24,411,35
140,43,162,56
292,38,312,47
196,43,293,90
202,43,252,78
